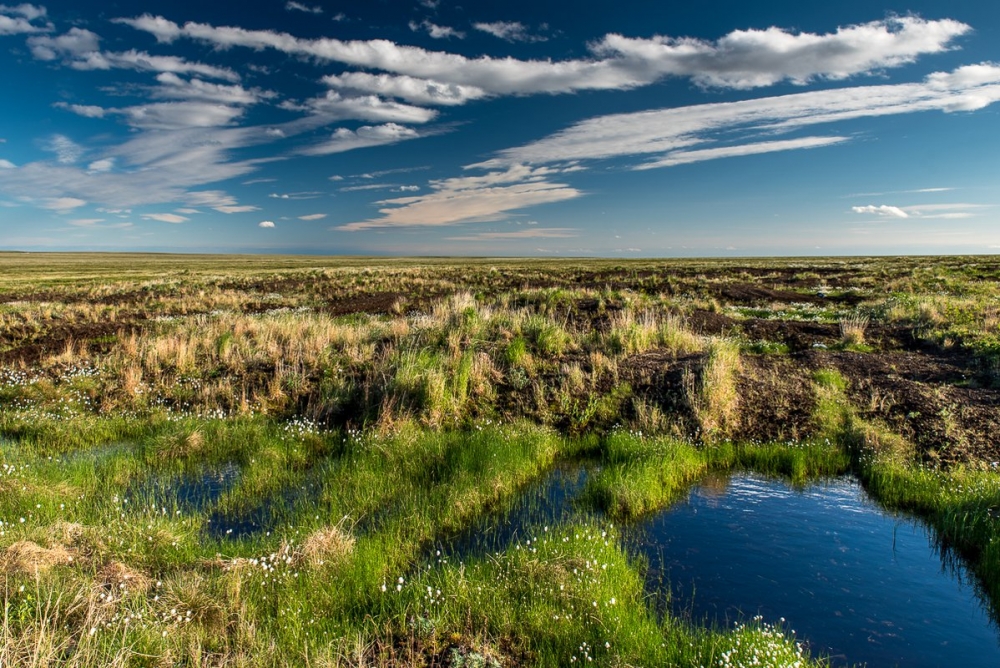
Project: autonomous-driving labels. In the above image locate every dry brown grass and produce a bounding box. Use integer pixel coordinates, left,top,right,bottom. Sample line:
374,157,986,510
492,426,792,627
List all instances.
688,338,742,442
1,541,74,575
295,525,356,568
839,314,869,346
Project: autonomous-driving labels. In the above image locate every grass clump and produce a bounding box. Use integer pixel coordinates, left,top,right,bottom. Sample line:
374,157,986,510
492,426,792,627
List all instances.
688,338,742,442
583,432,707,520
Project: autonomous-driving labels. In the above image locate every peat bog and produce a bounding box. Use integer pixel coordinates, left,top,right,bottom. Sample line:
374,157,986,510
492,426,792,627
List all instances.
1,253,1000,666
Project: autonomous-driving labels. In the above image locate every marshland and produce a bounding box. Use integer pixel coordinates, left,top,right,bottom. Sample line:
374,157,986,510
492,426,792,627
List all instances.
2,252,1000,667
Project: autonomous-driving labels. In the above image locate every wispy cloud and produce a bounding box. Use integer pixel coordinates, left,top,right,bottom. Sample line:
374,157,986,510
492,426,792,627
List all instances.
142,212,189,223
301,123,422,156
43,134,84,164
322,72,486,106
486,63,1000,169
473,21,546,43
268,191,321,199
337,164,581,231
339,183,402,192
184,190,260,214
409,19,464,39
635,136,849,169
281,91,437,124
41,197,87,211
87,158,114,173
447,227,576,240
29,28,239,81
298,213,326,220
852,204,909,218
115,15,969,95
285,2,322,14
852,202,991,220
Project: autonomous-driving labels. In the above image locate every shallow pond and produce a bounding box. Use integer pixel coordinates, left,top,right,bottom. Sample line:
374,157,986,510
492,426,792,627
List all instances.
639,473,1000,667
439,468,1000,667
131,462,241,513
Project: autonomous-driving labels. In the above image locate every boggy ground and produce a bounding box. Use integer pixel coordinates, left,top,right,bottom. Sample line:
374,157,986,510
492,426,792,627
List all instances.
1,253,1000,666
2,253,998,465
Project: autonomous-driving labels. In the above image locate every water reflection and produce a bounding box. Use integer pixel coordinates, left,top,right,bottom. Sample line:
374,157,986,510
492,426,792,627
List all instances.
632,474,1000,667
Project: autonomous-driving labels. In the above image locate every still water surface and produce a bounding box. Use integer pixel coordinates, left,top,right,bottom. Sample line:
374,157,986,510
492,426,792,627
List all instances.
441,469,1000,667
632,473,1000,667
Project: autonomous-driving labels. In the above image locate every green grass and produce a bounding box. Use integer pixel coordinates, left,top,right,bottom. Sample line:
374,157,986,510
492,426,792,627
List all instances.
4,254,1000,665
581,430,851,520
0,413,839,666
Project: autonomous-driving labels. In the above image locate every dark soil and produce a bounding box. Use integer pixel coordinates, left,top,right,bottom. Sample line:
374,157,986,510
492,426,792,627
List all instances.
0,322,137,365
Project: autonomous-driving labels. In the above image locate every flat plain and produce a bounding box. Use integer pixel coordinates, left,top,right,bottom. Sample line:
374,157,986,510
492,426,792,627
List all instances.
1,252,999,667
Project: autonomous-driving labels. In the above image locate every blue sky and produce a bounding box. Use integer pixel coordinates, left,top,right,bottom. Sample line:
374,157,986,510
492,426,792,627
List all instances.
1,0,999,256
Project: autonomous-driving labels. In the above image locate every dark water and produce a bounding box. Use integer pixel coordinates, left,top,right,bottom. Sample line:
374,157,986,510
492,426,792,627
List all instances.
131,461,241,513
631,473,1000,667
435,463,595,559
434,467,1000,667
205,465,327,539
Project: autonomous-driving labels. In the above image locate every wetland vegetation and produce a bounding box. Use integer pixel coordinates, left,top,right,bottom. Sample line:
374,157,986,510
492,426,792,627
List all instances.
1,252,999,666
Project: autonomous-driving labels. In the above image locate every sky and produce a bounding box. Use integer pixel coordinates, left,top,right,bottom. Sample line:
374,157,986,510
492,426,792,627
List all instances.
0,0,999,256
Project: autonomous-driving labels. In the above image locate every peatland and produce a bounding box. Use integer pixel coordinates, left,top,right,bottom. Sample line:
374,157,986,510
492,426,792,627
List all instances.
1,252,999,666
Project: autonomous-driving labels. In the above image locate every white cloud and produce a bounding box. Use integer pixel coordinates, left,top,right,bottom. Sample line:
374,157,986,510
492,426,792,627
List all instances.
286,1,322,13
28,28,239,81
143,212,189,223
186,190,260,214
56,103,105,118
473,21,545,43
0,4,46,20
284,91,437,124
635,136,850,169
329,175,343,181
268,191,320,199
302,123,421,156
447,227,576,240
298,213,326,220
67,218,104,226
115,15,968,95
112,101,247,130
150,73,272,105
216,205,259,213
44,135,84,164
175,208,199,214
337,164,581,231
28,27,99,59
340,183,399,192
41,197,87,212
0,159,15,169
852,202,991,220
322,72,486,106
852,204,909,218
87,158,114,172
488,63,1000,169
409,19,464,39
396,185,420,192
593,18,971,89
352,165,430,179
111,14,182,43
258,220,275,228
0,3,51,34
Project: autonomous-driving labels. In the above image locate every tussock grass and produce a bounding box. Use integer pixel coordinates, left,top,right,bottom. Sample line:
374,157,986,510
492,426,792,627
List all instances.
688,338,742,442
